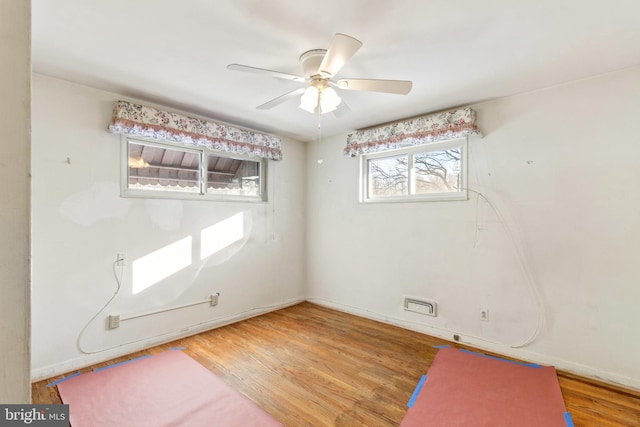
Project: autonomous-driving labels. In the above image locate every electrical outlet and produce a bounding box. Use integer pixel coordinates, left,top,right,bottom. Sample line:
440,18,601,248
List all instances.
108,314,120,329
116,253,127,266
480,309,489,322
210,294,219,307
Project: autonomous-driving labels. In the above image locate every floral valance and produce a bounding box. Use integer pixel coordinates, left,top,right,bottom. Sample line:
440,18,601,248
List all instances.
108,100,282,160
344,107,482,156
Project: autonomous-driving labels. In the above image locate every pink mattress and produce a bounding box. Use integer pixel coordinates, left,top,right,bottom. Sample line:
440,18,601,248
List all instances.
57,350,283,427
401,347,570,427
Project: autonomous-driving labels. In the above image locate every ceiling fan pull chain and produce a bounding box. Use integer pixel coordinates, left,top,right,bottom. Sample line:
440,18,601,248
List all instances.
316,114,323,142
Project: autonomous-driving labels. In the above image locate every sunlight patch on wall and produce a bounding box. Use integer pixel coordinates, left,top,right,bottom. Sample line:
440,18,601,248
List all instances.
200,212,244,260
132,236,192,295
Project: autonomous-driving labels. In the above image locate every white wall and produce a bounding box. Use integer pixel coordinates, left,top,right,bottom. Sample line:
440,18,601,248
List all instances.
306,67,640,389
0,0,31,403
31,75,306,379
30,67,640,390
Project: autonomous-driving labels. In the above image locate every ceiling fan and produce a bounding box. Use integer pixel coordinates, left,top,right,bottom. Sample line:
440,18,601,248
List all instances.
227,33,412,116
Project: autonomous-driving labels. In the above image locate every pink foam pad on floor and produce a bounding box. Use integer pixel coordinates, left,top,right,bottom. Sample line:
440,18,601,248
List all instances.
57,350,283,427
400,347,568,427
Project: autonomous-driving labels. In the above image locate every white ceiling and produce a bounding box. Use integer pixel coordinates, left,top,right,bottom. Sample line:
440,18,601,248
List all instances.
32,0,640,142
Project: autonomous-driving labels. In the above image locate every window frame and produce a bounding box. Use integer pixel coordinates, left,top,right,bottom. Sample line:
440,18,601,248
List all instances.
121,135,267,202
359,137,468,203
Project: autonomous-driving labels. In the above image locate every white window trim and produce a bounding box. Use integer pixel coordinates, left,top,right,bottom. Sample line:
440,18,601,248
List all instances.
359,137,468,203
121,135,267,202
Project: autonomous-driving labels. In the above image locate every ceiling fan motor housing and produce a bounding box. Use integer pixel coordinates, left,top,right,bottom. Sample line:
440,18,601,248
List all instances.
299,49,327,78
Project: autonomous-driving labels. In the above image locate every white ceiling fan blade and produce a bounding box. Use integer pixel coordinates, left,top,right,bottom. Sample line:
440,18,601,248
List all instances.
257,88,306,110
318,34,363,78
336,78,413,95
227,64,306,82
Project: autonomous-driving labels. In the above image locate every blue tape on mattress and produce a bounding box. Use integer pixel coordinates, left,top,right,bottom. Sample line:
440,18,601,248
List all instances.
407,375,427,408
46,371,82,387
459,349,542,368
93,355,152,372
564,412,575,427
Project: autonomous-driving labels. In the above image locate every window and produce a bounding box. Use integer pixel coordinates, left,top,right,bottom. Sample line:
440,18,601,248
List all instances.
122,136,266,201
360,138,467,202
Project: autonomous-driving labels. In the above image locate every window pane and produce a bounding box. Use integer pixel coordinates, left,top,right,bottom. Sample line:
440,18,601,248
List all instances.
206,155,261,197
413,148,462,194
128,142,201,193
368,155,409,197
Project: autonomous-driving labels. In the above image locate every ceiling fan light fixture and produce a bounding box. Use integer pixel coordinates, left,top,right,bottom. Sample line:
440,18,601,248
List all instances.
299,84,341,115
299,86,320,113
319,86,341,114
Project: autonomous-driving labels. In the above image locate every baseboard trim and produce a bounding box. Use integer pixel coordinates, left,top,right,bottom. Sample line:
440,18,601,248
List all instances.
32,297,304,382
306,297,640,392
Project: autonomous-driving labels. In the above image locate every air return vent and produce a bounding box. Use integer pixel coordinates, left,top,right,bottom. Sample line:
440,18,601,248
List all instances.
403,296,437,317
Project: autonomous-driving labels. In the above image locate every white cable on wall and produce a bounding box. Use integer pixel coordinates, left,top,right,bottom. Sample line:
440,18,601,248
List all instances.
463,187,546,348
307,139,547,350
76,257,298,355
463,139,546,347
76,260,124,354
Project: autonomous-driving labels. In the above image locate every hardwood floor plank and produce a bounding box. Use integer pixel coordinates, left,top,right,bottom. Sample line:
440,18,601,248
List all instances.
32,302,640,426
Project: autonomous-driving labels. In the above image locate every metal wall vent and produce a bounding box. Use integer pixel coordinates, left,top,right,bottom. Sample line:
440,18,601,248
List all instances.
403,297,437,317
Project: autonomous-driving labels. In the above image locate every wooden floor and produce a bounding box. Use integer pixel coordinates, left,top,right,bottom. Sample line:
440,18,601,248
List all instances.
33,302,640,426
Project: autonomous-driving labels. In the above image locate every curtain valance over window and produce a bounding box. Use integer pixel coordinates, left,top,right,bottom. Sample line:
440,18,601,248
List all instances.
108,100,283,160
344,107,481,157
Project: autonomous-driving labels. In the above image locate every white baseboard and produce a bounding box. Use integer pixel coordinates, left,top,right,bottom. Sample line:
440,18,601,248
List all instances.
306,297,640,392
32,297,304,382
